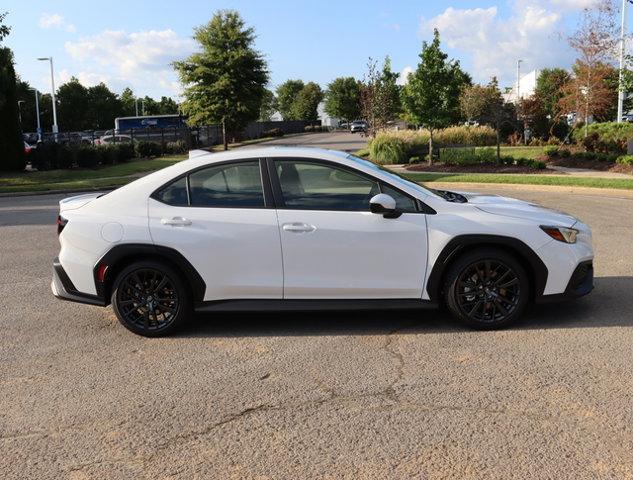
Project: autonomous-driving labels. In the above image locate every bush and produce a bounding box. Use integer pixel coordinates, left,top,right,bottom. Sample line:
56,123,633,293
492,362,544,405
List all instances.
616,155,633,165
75,145,99,168
354,147,370,158
559,148,571,157
368,134,408,164
30,142,73,170
165,140,187,154
544,146,559,157
263,128,284,137
572,122,633,153
135,141,161,158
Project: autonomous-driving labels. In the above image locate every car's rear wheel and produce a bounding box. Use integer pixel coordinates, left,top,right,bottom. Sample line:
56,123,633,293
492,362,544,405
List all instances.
443,249,529,329
111,261,190,337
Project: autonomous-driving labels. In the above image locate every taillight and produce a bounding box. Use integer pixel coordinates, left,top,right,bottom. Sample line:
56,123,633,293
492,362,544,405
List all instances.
57,215,68,235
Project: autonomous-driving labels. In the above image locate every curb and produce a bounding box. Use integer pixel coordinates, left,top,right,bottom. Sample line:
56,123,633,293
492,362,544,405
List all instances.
0,186,118,198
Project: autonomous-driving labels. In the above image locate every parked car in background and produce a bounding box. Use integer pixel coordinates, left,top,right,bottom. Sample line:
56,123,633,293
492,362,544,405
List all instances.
350,120,368,133
52,147,594,337
338,121,349,130
95,134,135,146
24,141,35,155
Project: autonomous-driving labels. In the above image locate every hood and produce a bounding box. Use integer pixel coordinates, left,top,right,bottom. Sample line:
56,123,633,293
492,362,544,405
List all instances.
458,191,577,227
59,192,104,212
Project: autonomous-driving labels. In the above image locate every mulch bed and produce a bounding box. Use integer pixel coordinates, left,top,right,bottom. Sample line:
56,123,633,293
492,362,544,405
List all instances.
547,156,633,175
405,163,556,174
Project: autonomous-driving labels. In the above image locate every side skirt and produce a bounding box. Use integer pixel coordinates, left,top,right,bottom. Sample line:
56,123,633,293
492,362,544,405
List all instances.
195,298,438,313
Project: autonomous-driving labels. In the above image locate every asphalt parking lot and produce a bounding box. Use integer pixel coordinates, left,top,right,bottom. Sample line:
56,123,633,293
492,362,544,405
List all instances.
2,184,633,478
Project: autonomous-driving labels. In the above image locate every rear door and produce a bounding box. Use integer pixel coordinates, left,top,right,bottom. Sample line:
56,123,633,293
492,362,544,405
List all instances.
269,158,428,299
148,159,283,301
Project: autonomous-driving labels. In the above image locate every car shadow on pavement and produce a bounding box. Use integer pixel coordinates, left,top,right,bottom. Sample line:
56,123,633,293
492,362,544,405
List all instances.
180,276,633,338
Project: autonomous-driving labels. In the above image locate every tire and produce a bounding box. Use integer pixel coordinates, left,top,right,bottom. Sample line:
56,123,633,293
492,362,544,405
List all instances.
111,260,191,337
443,248,529,329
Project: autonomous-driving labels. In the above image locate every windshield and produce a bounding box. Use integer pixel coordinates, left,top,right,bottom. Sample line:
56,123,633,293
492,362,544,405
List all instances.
346,154,442,199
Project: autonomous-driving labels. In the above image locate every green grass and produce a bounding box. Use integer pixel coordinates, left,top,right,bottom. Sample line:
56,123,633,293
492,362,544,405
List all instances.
0,155,185,193
402,172,633,189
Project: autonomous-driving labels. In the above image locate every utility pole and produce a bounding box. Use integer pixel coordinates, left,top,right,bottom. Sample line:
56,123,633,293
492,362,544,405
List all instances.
617,0,632,122
33,88,41,141
37,57,58,134
516,59,522,103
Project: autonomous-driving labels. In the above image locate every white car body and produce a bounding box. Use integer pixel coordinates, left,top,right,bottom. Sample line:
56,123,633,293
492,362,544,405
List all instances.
52,147,593,334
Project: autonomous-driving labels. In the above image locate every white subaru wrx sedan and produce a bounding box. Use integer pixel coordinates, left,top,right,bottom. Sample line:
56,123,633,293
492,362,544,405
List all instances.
52,147,594,336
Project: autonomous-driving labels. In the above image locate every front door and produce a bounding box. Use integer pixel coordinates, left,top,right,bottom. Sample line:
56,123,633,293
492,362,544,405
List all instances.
271,158,428,299
148,159,283,301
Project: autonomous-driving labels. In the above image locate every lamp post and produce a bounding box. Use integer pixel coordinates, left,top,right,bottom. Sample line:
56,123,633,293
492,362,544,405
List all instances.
32,88,42,141
37,56,58,134
17,100,25,130
617,0,633,122
581,86,589,138
516,59,523,103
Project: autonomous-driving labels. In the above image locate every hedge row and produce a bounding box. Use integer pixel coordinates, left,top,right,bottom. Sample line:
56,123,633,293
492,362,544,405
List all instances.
30,140,187,171
368,126,497,164
441,147,545,169
571,122,633,153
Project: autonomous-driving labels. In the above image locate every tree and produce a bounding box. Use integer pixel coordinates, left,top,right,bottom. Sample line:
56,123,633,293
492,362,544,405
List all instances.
359,57,404,137
258,88,277,121
16,79,38,133
57,77,89,131
534,68,571,118
276,79,304,120
85,83,122,130
157,96,179,114
0,14,23,171
291,82,323,121
401,29,470,164
120,87,136,116
559,0,619,132
174,10,268,149
324,76,361,124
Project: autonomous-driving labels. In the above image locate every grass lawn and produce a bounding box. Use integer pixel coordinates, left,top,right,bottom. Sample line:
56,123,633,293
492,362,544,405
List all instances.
402,171,633,190
0,155,185,193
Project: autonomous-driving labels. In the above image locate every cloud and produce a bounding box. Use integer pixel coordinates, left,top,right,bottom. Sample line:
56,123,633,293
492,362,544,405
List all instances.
39,13,76,32
420,3,572,87
397,66,414,86
550,0,601,11
64,29,195,97
58,69,110,87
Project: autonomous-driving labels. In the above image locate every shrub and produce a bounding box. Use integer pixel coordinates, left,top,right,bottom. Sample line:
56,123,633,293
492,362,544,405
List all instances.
559,148,571,157
135,141,161,158
434,125,496,146
572,122,633,153
30,142,73,170
263,128,284,137
368,134,408,164
440,147,477,166
544,146,559,157
354,147,370,158
616,155,633,165
165,140,187,154
75,145,99,168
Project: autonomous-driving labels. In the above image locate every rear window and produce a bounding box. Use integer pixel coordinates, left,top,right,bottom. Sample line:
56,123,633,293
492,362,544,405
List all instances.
154,176,188,206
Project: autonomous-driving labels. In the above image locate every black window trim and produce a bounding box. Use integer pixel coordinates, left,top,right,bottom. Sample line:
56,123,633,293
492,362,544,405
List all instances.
150,158,274,209
266,157,433,214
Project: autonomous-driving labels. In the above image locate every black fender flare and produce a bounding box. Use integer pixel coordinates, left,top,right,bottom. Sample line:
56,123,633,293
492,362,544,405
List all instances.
425,234,548,302
94,244,206,304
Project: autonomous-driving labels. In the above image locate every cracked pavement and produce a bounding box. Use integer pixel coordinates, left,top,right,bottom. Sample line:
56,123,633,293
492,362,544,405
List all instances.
1,186,633,479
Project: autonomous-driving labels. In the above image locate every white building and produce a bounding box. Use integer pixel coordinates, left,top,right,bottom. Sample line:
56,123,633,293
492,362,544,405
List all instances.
503,69,540,104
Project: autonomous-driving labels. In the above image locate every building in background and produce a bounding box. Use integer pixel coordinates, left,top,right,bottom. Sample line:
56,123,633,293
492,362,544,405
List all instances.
503,69,540,104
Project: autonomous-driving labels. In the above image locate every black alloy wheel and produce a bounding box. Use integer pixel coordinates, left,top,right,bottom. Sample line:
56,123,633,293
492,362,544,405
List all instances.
111,261,190,336
444,249,529,329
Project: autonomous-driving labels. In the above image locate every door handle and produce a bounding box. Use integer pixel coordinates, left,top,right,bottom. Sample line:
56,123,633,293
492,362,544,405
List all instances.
282,222,316,233
161,216,192,227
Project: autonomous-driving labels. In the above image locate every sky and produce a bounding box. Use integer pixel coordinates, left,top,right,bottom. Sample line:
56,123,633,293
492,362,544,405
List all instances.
2,0,624,100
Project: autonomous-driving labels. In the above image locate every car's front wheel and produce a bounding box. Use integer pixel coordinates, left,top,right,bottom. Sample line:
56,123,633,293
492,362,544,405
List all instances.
111,260,191,337
443,249,529,329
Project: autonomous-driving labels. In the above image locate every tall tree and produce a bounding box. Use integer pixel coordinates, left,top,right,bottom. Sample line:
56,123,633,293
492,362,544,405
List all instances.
258,88,277,121
57,77,89,131
276,79,304,120
534,68,571,118
291,82,323,121
0,13,24,171
157,96,179,114
120,87,136,116
174,10,268,149
359,57,403,137
559,0,619,132
85,83,122,130
324,76,361,124
401,29,470,164
16,79,38,133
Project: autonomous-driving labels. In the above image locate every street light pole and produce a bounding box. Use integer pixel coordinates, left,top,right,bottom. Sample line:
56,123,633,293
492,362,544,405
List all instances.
17,100,25,129
617,0,632,122
33,88,41,141
516,59,522,103
37,56,58,134
135,98,139,117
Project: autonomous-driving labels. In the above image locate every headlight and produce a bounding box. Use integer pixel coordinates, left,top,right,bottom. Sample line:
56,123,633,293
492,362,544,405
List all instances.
540,226,578,244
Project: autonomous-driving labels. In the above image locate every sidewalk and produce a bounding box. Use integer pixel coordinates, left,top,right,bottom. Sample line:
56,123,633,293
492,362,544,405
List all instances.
387,164,633,179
